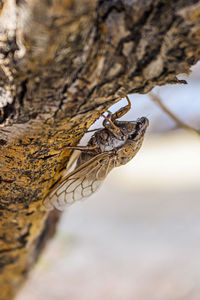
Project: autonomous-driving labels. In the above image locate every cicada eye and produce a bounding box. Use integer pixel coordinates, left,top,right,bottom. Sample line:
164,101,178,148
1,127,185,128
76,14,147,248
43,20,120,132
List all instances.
129,121,142,140
129,132,137,140
136,122,142,130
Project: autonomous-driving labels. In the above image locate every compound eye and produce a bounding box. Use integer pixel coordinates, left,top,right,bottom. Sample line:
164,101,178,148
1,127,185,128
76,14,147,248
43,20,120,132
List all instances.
136,122,142,130
129,132,137,140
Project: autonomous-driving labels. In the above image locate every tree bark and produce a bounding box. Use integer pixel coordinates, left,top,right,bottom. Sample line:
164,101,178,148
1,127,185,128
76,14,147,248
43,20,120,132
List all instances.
0,0,200,299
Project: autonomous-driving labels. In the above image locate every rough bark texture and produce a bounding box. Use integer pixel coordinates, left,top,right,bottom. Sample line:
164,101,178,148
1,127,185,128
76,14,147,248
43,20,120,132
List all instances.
0,0,200,299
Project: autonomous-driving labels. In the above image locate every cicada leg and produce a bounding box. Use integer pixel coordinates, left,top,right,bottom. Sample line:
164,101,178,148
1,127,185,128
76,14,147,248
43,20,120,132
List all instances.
100,95,132,139
61,144,99,152
111,95,131,122
86,128,100,133
102,113,124,139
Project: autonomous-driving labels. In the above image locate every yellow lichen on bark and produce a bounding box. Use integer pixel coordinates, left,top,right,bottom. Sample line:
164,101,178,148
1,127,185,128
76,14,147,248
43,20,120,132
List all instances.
0,109,101,300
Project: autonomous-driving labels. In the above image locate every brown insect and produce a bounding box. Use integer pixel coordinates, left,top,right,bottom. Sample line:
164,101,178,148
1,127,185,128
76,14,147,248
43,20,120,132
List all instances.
43,96,149,210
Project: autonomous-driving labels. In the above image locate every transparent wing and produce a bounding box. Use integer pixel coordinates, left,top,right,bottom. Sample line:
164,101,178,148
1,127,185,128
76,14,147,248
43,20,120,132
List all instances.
43,152,116,211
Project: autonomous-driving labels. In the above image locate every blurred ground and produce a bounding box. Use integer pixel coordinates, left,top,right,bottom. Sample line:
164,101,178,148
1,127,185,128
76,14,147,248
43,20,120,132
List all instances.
16,64,200,300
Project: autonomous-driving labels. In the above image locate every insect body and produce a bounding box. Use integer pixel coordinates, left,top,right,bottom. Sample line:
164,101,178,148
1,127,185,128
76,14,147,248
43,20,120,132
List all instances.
43,96,149,210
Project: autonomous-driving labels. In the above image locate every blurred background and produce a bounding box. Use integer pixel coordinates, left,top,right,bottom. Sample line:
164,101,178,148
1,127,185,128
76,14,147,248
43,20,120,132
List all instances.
17,63,200,300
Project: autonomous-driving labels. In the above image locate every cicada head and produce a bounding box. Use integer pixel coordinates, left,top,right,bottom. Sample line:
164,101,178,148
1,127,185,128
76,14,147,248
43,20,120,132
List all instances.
116,117,149,166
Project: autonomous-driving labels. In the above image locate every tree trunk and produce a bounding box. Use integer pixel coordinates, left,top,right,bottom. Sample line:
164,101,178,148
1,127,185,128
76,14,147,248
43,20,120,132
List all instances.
0,0,200,299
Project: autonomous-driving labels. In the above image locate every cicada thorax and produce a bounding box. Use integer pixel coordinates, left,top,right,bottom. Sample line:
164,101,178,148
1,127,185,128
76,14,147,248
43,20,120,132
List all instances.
76,118,147,170
110,118,148,167
89,121,138,152
75,129,118,181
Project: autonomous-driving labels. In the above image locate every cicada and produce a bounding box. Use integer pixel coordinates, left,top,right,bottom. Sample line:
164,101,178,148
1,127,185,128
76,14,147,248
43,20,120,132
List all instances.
43,96,149,210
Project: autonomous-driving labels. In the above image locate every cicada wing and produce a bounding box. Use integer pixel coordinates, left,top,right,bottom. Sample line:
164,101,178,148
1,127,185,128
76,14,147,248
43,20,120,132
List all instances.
43,152,116,211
